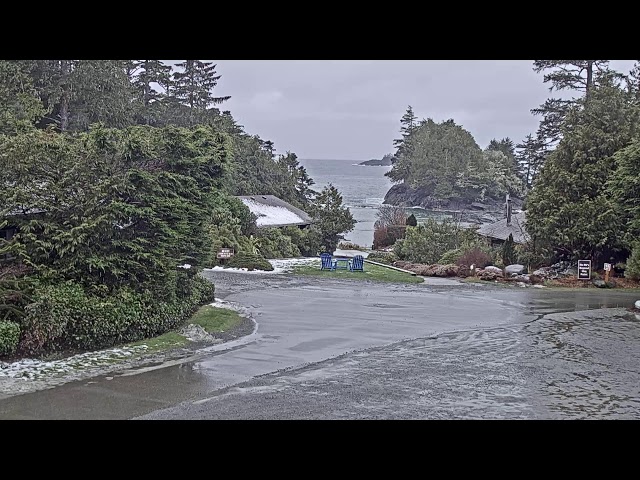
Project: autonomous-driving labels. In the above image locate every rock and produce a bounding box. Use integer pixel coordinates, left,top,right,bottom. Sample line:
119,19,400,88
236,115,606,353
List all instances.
529,274,543,285
505,264,525,275
433,264,460,277
484,266,503,276
393,261,412,269
512,274,530,283
517,282,527,288
635,300,640,310
592,279,608,288
457,264,470,278
479,271,498,281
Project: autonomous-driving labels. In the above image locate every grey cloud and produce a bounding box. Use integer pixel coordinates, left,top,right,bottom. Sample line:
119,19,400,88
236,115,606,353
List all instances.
167,60,636,160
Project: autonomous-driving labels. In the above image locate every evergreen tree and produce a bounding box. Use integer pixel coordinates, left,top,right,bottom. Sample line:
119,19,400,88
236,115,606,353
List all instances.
502,233,516,266
171,60,230,126
0,61,46,134
607,139,640,248
526,76,638,262
67,60,137,131
531,60,617,146
130,60,172,125
516,133,548,188
406,213,418,227
392,105,418,160
308,185,356,253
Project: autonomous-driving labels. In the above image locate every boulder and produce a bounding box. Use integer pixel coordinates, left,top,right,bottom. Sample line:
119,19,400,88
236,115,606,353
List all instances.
512,274,530,283
479,271,498,281
505,264,525,275
411,264,438,276
592,279,608,288
457,264,470,278
529,274,543,285
635,300,640,310
484,266,503,276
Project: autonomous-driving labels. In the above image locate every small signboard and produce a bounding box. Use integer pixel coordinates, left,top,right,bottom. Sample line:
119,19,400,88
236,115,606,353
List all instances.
217,247,235,259
578,260,591,280
604,263,612,272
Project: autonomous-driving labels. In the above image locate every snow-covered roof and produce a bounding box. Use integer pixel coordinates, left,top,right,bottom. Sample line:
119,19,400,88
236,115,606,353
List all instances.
237,195,313,228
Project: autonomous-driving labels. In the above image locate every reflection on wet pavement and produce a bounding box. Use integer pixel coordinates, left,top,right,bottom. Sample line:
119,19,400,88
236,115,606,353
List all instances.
158,308,639,419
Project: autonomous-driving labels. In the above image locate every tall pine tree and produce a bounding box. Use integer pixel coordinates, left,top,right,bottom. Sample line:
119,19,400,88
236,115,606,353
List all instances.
170,60,230,126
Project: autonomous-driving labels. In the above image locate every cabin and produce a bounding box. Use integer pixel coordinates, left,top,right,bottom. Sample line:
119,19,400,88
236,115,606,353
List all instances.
236,195,313,229
476,195,529,246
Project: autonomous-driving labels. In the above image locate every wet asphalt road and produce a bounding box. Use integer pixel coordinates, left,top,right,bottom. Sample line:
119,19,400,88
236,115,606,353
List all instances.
1,270,639,419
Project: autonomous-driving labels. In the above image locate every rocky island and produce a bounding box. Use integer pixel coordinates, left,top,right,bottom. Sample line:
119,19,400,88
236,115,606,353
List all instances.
359,153,393,166
383,115,525,225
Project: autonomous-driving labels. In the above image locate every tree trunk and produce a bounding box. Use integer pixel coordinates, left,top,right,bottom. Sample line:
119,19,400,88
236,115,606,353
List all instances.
586,60,593,99
59,60,71,131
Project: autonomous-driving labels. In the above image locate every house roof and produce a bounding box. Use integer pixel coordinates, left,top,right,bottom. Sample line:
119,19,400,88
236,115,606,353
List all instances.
476,211,529,244
236,195,313,228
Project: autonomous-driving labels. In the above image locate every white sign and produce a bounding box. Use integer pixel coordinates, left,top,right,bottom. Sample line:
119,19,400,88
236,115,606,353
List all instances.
604,263,612,272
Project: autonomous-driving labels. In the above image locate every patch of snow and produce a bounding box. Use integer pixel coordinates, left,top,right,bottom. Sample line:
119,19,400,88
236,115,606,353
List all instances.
204,257,319,275
333,249,370,258
0,345,149,381
240,198,305,227
178,264,192,269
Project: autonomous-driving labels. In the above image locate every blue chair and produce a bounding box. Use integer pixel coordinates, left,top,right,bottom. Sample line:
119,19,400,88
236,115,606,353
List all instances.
320,253,336,271
348,255,364,272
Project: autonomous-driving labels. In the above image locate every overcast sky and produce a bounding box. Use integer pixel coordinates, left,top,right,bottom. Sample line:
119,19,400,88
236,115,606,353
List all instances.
174,60,636,161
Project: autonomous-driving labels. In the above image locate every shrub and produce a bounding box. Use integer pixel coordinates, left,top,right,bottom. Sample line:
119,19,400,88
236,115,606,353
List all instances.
226,252,274,271
502,234,516,266
373,225,406,250
456,247,493,268
515,242,552,270
256,228,301,259
366,252,397,265
15,276,215,356
625,245,640,280
439,248,463,265
337,242,365,250
0,320,20,356
282,226,321,257
394,219,460,264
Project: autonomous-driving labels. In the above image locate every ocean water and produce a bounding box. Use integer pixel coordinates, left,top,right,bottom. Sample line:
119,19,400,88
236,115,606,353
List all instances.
299,159,455,249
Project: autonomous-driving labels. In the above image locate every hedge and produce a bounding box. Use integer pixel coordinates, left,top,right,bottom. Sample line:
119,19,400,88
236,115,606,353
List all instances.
226,252,274,271
0,320,20,356
14,275,215,357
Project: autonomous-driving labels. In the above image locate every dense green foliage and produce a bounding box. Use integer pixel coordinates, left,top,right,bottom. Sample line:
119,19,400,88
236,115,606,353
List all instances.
394,219,462,264
394,219,496,266
366,252,397,265
625,244,640,280
0,125,231,294
18,276,214,355
406,213,418,227
386,114,525,205
502,234,516,266
0,320,20,356
0,59,357,357
526,74,639,263
226,252,274,271
306,185,356,253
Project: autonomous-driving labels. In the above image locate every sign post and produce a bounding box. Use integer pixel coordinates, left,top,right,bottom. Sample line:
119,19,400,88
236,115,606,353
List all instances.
578,260,591,280
604,262,611,282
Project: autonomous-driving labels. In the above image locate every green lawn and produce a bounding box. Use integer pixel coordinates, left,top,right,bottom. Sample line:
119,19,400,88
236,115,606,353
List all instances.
292,260,424,284
129,331,189,353
127,305,243,353
190,305,243,333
